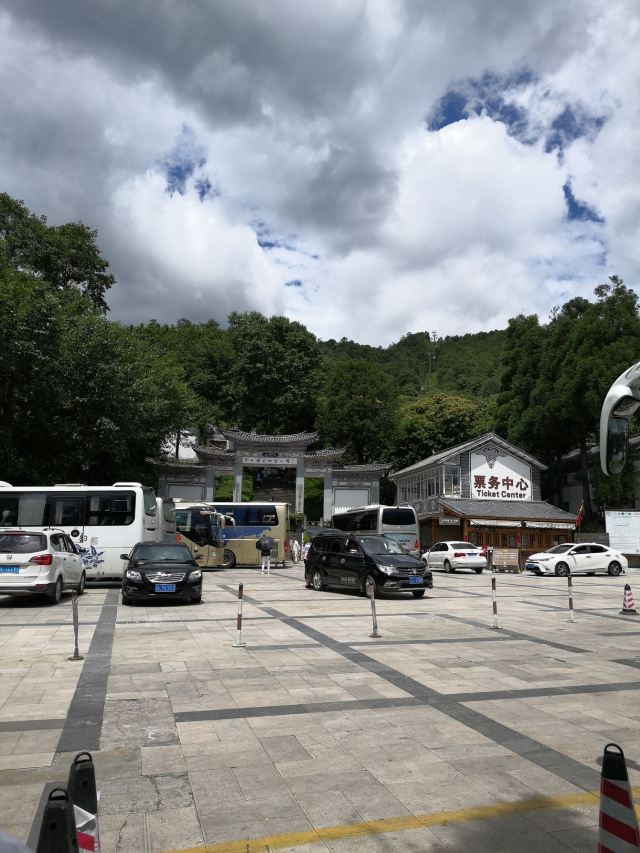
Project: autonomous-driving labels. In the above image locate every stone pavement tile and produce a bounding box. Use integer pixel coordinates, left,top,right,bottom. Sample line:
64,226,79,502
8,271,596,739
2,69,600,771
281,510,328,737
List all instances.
323,826,449,852
100,773,193,815
146,805,203,853
0,702,69,721
141,745,186,776
13,729,62,754
550,824,599,850
258,734,312,763
429,812,578,852
100,698,178,749
199,798,313,845
177,720,218,744
0,752,54,770
0,732,21,752
506,765,589,797
188,766,245,813
100,812,148,853
342,783,412,822
184,742,271,771
523,803,599,832
295,789,363,828
232,763,291,800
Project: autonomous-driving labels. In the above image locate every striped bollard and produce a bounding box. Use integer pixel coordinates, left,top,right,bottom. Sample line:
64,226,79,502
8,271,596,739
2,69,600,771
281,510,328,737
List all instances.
490,576,500,630
568,575,575,623
598,742,640,850
232,583,246,648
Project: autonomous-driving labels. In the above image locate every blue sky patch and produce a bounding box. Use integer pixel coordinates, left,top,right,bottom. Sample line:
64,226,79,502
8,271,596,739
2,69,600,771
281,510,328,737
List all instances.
546,105,605,154
161,125,210,196
285,279,303,287
563,182,604,223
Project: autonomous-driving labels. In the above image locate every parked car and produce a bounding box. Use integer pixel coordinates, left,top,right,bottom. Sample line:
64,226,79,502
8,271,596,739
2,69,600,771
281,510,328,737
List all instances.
423,541,486,574
525,543,628,576
305,532,432,598
121,541,204,605
0,528,85,604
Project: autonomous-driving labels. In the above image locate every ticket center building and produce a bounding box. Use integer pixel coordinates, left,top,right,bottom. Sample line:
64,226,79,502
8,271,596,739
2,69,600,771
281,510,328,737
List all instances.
392,433,577,565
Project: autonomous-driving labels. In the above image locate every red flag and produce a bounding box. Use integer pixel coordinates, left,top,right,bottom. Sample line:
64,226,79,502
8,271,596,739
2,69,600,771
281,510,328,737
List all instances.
575,500,584,528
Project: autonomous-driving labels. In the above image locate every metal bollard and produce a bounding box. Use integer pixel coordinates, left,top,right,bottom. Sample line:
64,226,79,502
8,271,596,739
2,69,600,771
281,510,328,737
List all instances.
232,583,246,648
368,584,381,638
568,575,575,623
490,576,501,629
67,591,84,661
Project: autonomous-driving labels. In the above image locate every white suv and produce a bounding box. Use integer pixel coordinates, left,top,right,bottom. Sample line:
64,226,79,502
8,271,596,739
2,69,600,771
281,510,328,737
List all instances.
0,529,85,604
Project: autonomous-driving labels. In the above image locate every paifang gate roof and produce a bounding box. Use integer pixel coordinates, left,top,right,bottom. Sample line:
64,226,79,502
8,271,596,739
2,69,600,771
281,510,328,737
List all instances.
218,429,319,450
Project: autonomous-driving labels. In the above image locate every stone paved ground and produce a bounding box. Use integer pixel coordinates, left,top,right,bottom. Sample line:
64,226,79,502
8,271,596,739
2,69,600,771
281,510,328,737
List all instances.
2,564,640,851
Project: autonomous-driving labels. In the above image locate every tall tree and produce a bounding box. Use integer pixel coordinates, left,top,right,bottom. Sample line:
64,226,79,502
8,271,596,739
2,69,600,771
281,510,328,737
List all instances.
316,360,398,462
226,312,321,433
0,193,115,311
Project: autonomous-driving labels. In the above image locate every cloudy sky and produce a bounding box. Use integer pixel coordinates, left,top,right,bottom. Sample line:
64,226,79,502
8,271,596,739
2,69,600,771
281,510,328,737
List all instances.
1,1,638,344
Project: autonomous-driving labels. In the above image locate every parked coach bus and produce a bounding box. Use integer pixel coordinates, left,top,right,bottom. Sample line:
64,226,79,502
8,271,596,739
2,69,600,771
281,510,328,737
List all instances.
331,505,420,556
0,482,166,581
212,502,289,568
173,501,229,569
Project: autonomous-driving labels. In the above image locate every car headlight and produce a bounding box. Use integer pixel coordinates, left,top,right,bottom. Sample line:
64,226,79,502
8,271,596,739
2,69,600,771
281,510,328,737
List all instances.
126,569,142,581
536,557,550,562
190,569,202,580
377,564,397,575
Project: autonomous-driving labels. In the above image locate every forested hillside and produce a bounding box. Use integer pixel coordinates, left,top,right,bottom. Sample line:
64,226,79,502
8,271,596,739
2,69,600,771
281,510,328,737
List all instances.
2,191,637,517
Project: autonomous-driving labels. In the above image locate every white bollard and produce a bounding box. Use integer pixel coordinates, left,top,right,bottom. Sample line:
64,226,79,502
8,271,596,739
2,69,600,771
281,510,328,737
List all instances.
68,591,84,661
369,584,381,638
490,577,501,630
568,575,575,623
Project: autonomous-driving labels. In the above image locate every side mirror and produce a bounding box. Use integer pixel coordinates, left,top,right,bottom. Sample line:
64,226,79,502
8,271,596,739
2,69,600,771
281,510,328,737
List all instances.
601,362,640,475
120,554,130,560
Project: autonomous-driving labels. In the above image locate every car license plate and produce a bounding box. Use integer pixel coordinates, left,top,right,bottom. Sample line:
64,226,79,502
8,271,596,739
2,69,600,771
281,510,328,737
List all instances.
525,563,536,569
409,576,422,585
155,583,176,592
0,566,19,573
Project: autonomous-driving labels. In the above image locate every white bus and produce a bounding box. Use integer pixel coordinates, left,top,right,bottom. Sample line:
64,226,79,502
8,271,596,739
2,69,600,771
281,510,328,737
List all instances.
331,505,420,556
0,482,163,581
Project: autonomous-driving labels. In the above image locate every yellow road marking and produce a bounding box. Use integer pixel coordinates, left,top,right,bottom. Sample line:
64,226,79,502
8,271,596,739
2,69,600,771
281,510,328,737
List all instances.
163,785,639,852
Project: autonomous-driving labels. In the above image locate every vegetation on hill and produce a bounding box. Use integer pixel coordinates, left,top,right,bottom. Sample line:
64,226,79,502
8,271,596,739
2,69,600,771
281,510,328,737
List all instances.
2,191,637,516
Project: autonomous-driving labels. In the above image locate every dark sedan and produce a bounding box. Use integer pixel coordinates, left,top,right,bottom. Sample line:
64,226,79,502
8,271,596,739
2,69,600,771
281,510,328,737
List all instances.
121,542,203,605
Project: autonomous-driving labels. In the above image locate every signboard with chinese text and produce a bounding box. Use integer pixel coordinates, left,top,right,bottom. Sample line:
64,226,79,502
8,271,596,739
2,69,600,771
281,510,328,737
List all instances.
470,452,531,501
439,516,460,525
242,455,297,466
605,511,640,554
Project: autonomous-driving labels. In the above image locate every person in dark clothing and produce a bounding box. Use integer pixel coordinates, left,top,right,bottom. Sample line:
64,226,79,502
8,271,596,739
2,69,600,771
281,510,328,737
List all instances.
256,532,275,574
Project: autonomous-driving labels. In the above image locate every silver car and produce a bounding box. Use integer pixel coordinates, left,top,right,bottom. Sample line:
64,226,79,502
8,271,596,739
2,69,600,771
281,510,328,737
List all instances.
525,543,628,576
0,528,85,604
423,541,487,574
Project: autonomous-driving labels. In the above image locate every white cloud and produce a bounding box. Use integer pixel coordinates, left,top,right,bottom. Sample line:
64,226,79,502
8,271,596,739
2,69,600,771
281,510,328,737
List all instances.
0,1,638,344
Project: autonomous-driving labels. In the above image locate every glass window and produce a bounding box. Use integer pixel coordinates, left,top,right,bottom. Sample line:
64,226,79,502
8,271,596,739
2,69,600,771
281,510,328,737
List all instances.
589,545,607,553
382,508,416,526
132,543,192,561
49,496,85,527
143,488,156,516
325,537,345,554
86,492,135,526
50,534,63,551
443,465,461,496
221,505,280,527
0,493,47,526
0,532,46,552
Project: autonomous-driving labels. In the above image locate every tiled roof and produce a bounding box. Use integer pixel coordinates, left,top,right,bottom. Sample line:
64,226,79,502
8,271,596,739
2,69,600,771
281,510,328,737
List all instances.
439,498,576,522
340,463,391,474
305,449,346,462
218,428,318,447
146,457,207,472
194,446,235,460
392,433,548,478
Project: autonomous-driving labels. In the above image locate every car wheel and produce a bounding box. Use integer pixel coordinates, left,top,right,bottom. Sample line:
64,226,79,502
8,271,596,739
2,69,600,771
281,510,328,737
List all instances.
222,549,236,569
444,560,455,573
191,595,202,604
364,574,379,598
76,572,86,595
555,562,570,577
608,561,622,577
311,569,326,591
411,590,425,598
474,567,484,574
47,577,63,605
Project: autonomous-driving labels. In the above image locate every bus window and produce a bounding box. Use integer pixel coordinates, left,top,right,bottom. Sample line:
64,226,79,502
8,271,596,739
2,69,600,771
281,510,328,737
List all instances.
86,492,135,526
49,496,85,527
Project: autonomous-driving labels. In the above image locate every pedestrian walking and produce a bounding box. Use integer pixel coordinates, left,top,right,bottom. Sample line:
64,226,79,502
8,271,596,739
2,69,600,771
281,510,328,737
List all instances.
256,532,275,574
292,538,301,563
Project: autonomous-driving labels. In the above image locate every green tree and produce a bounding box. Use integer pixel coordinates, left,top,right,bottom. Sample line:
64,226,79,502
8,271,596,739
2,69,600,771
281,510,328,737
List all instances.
316,360,399,462
392,392,486,469
226,312,322,433
0,193,115,311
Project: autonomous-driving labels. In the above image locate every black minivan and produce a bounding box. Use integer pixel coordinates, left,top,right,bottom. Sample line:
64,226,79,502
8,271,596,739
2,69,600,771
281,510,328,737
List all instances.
304,533,433,598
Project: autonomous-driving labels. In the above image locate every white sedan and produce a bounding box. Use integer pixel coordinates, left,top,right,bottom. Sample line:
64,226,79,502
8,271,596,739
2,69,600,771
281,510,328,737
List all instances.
423,541,486,574
525,543,627,576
